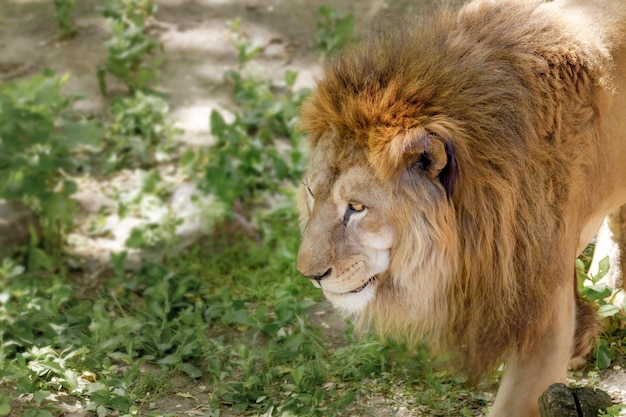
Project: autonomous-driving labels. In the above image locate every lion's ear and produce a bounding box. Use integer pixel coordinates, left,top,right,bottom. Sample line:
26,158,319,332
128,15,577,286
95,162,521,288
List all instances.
388,129,459,199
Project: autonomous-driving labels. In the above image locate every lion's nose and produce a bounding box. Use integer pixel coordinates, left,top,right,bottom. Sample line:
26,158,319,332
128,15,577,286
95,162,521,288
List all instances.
304,268,332,282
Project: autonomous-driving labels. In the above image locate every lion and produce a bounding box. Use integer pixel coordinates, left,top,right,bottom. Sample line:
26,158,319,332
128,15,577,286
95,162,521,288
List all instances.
295,1,626,416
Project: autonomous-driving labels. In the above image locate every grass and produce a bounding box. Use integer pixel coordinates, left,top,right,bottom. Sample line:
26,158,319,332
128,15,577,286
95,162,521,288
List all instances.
0,198,492,416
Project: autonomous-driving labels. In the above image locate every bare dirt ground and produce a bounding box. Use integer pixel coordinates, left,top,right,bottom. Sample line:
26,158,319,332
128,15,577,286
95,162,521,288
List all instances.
2,0,626,415
0,0,451,140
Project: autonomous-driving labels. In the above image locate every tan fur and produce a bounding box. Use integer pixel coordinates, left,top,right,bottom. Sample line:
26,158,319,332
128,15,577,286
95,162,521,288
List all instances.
297,1,626,416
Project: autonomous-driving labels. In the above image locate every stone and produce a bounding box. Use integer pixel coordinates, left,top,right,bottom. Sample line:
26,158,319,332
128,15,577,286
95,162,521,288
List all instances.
539,383,614,417
572,387,613,417
539,383,579,417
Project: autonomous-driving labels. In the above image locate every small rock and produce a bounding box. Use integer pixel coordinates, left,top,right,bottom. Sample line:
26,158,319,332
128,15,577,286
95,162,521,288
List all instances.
539,383,613,417
572,387,613,417
539,383,579,417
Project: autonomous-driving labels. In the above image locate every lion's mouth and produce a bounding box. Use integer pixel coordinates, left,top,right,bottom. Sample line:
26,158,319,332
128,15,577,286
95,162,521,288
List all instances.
315,276,379,296
350,276,376,293
320,275,379,313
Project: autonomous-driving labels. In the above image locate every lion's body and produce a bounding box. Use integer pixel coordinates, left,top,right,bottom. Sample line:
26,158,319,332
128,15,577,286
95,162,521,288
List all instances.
296,1,626,416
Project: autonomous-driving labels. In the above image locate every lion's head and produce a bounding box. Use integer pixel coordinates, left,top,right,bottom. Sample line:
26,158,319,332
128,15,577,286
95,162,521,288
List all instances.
297,127,459,321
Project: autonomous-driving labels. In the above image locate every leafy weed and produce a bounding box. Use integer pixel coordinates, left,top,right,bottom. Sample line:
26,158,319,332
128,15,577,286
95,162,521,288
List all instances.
315,6,355,58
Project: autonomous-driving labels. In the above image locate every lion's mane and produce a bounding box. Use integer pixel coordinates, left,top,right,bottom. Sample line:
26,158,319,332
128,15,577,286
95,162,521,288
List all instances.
301,0,625,378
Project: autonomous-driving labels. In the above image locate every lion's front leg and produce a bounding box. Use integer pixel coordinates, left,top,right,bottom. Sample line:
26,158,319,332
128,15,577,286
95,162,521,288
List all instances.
488,286,576,417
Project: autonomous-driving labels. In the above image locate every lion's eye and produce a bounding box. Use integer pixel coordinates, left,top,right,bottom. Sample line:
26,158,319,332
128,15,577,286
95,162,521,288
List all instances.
343,202,366,226
348,202,365,212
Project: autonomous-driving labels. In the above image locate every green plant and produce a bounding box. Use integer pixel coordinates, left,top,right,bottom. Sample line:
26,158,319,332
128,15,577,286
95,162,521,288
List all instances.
578,256,623,320
53,0,78,38
0,255,209,415
197,54,309,211
577,255,625,368
0,70,100,244
315,6,355,58
226,18,264,68
103,92,180,172
95,169,179,252
178,25,308,213
600,404,626,417
125,208,182,249
97,0,162,95
0,202,492,417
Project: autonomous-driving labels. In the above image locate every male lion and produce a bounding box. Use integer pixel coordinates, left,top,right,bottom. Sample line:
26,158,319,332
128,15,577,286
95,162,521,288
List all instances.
296,1,626,416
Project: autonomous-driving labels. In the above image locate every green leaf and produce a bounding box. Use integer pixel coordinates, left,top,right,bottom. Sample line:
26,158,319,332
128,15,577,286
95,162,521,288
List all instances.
284,70,298,88
598,303,620,318
64,118,103,148
125,227,145,248
89,389,111,404
284,332,304,353
0,395,11,416
602,405,626,417
209,110,227,136
290,367,304,386
178,363,202,379
157,355,180,365
110,251,127,277
595,341,615,369
33,390,51,404
28,247,54,271
583,283,613,301
335,390,357,408
595,256,611,281
106,395,132,412
23,410,53,417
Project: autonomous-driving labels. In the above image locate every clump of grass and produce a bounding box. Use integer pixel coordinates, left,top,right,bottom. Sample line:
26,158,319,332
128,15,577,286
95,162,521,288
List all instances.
102,92,180,173
0,70,100,250
577,255,626,370
53,0,78,38
97,0,162,95
184,30,309,215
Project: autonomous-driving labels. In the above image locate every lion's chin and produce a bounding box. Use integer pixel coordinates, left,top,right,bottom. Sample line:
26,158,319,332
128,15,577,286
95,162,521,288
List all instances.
322,280,378,315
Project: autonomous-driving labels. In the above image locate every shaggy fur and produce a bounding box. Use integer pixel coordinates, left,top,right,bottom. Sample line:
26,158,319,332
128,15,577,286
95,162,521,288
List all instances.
297,1,626,416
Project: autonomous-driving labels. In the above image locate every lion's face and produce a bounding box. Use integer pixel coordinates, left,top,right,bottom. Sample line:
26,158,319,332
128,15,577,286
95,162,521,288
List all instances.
296,127,459,315
297,141,395,314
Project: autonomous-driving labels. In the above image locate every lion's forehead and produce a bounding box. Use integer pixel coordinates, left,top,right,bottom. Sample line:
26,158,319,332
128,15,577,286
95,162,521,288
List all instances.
307,164,380,203
332,166,378,198
305,136,375,197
